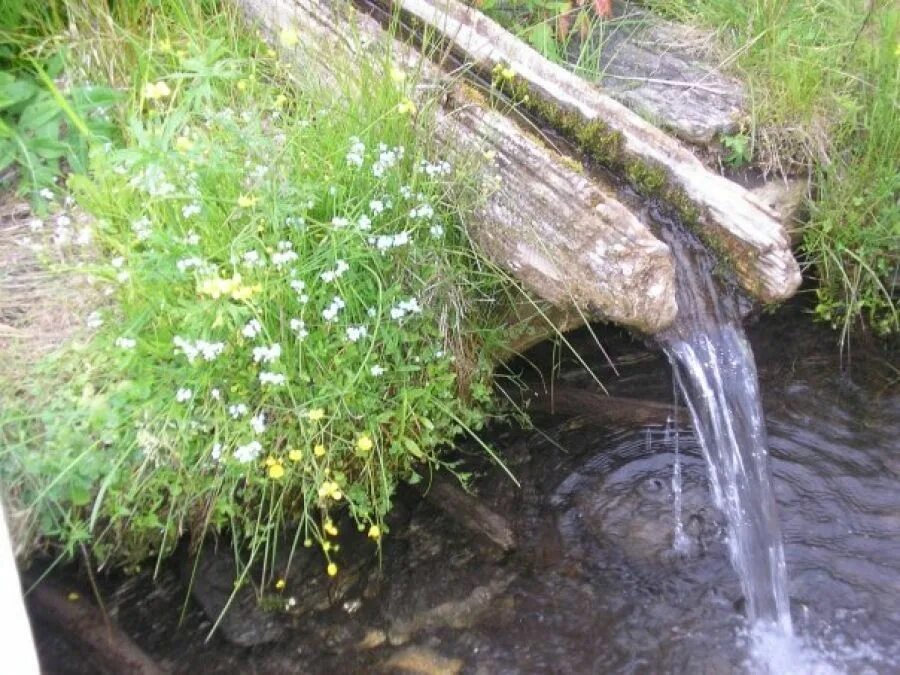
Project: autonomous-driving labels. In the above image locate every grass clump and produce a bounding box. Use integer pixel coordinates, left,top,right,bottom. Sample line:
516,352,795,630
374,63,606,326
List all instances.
1,0,518,585
635,0,900,339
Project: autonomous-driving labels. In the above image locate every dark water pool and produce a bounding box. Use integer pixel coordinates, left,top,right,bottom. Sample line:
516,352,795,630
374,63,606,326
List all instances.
30,305,899,674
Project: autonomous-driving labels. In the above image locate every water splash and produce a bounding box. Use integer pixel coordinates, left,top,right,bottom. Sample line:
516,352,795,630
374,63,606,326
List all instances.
667,411,691,555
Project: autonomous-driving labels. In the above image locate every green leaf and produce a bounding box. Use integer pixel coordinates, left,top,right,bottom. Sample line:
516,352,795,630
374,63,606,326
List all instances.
0,74,39,110
403,437,425,459
525,23,561,61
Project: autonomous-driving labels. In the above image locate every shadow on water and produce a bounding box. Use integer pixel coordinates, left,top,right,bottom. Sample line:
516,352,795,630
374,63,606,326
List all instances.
29,297,899,674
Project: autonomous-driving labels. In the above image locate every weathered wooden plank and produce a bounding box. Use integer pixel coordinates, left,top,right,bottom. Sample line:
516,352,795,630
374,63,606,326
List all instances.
380,0,802,303
236,0,679,334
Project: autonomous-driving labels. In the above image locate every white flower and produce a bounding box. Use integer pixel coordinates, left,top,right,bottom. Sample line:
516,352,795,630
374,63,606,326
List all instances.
346,136,366,167
272,250,299,267
183,229,201,245
242,319,263,339
197,340,225,361
228,403,249,418
289,279,306,293
289,318,308,339
346,325,368,342
370,364,385,376
369,199,385,215
367,307,377,317
322,296,345,322
252,343,281,363
285,215,305,228
390,297,422,321
182,203,202,218
132,216,152,241
211,443,223,462
429,224,445,238
115,336,136,350
331,216,349,228
116,269,130,283
410,203,434,220
111,257,125,269
234,440,263,464
259,371,286,386
242,250,264,267
176,256,204,272
250,412,266,434
176,388,193,402
399,185,413,200
86,311,104,329
39,188,55,200
29,218,44,232
357,214,372,231
320,270,336,283
211,388,221,400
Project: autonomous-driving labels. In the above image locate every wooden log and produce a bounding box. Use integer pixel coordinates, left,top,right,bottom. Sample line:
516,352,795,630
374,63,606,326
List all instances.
377,0,802,304
237,0,678,335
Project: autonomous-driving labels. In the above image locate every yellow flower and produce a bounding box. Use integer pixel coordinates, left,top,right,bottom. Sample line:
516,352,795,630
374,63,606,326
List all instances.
322,541,331,552
317,480,341,500
397,98,416,115
175,135,194,153
313,443,326,457
142,80,171,100
275,578,286,590
67,592,80,601
237,194,257,208
237,79,248,91
356,435,373,453
324,520,338,536
368,525,382,540
274,94,288,108
266,48,277,59
230,283,261,301
307,408,325,422
326,562,338,577
265,456,277,467
331,489,343,501
279,26,300,48
268,463,285,480
288,448,302,462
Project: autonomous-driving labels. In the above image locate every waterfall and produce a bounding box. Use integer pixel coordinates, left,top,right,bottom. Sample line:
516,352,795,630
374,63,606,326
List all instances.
658,229,793,633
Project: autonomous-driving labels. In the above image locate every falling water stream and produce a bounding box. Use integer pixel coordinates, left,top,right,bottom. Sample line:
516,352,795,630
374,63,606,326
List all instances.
658,230,792,632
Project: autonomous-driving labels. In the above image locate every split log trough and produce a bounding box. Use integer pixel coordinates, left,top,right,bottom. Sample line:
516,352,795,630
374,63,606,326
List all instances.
237,0,801,343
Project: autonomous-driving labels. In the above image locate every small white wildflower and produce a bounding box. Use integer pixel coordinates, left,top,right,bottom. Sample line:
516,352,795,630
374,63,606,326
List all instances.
86,311,103,329
211,443,223,462
429,224,445,238
242,319,263,339
370,364,385,376
346,325,368,342
357,214,372,231
176,388,193,403
289,318,308,339
399,185,413,200
346,136,365,168
39,188,55,200
410,203,434,220
286,215,305,228
117,269,130,283
174,336,200,363
259,372,286,386
272,250,299,267
211,388,221,400
115,336,136,350
132,216,152,241
183,229,201,245
289,279,306,294
182,203,202,219
322,296,346,322
28,218,44,232
250,412,266,434
234,440,263,464
367,307,377,317
197,340,225,361
369,199,385,215
242,250,264,267
176,256,204,272
111,257,125,269
228,403,249,418
331,216,349,228
252,343,282,364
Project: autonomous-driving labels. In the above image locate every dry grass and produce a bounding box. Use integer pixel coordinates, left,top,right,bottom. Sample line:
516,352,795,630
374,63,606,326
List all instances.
0,194,102,386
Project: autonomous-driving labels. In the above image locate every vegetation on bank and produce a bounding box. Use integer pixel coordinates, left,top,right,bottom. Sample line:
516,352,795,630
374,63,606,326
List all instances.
483,0,899,340
1,0,523,587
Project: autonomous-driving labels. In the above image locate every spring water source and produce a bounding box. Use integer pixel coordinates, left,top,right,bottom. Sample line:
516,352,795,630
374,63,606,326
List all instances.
657,230,795,645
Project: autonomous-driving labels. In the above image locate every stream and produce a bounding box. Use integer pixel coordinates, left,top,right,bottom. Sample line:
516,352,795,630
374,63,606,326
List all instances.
29,297,899,674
